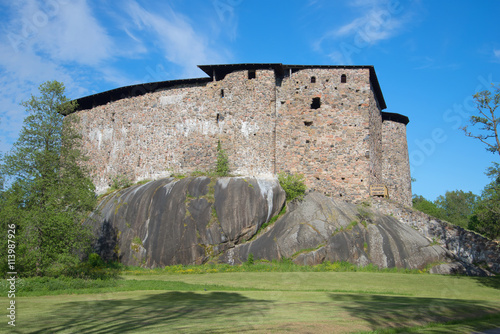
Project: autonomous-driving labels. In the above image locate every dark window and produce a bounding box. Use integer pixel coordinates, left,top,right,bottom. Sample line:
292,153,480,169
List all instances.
311,76,316,83
216,113,220,123
248,70,256,79
341,74,347,83
220,89,224,98
304,121,313,126
311,97,321,109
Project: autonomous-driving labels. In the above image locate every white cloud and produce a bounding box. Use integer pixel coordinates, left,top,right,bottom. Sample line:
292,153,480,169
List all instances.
333,9,403,43
39,1,113,65
0,0,233,155
5,0,113,66
495,49,500,59
315,0,415,64
124,1,228,78
0,0,116,154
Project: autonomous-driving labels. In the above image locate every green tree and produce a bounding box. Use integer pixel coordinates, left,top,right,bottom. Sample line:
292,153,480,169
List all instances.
412,195,446,220
435,190,478,228
461,84,500,156
0,81,97,276
461,84,500,240
468,168,500,240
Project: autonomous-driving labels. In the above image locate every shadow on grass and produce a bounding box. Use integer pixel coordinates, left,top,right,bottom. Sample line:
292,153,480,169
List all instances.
330,293,500,332
464,275,500,291
27,291,272,333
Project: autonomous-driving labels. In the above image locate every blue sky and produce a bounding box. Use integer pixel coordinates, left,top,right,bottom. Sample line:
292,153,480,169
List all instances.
0,0,499,201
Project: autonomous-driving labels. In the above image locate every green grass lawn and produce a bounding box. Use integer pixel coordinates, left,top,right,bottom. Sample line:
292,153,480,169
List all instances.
2,272,500,333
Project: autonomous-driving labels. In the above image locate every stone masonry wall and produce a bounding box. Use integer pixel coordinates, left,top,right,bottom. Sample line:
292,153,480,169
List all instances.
368,84,383,188
76,69,277,193
74,65,410,205
275,68,373,202
382,120,412,206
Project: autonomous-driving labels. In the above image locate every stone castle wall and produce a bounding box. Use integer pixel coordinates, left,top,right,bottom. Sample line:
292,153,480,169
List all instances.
382,116,412,206
73,65,411,204
275,68,375,200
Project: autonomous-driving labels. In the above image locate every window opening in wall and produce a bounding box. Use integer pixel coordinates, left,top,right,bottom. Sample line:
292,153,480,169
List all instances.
216,113,220,124
311,76,316,83
306,140,310,144
304,121,313,126
341,74,347,83
248,70,256,79
311,97,321,109
220,89,224,98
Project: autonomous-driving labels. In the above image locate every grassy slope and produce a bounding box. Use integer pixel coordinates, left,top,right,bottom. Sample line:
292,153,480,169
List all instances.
2,273,500,333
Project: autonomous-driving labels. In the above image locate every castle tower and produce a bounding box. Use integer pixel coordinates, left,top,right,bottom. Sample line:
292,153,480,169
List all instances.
381,112,412,206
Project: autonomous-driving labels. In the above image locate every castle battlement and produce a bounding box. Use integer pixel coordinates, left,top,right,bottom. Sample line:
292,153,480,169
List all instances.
71,63,411,206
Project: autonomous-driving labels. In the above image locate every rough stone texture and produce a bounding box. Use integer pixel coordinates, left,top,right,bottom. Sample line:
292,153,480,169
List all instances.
382,118,412,207
89,177,285,266
371,198,500,274
90,180,496,275
71,64,411,205
219,192,451,270
275,68,380,201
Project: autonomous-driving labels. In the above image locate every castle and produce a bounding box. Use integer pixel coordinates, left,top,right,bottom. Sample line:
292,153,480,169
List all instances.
71,63,412,206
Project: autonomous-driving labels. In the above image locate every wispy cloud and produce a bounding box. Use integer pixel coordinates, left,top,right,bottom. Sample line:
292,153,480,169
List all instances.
0,0,237,155
411,56,460,71
5,0,113,65
123,1,229,78
494,49,500,61
314,0,417,64
0,0,116,152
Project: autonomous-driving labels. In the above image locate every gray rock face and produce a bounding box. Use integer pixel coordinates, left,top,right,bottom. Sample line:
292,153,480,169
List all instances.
90,181,490,275
429,262,491,276
89,177,286,267
220,192,452,271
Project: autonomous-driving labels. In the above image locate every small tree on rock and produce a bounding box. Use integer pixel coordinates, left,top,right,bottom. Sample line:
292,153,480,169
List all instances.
215,140,230,177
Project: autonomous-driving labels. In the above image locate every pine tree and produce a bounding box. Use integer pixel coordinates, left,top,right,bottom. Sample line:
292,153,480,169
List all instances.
0,81,97,276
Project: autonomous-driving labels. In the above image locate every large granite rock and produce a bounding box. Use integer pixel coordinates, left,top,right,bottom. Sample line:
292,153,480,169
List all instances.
89,177,286,267
89,180,493,275
220,192,482,273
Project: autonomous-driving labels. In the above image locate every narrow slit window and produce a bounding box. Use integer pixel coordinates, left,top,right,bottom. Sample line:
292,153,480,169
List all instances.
248,70,256,79
311,97,321,109
341,74,347,83
216,113,220,123
220,89,224,98
304,121,313,126
311,76,316,83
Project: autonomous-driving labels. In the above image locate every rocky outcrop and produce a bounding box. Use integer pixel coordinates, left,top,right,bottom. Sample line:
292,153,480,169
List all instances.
89,177,286,267
371,198,500,274
220,192,451,271
89,178,497,275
